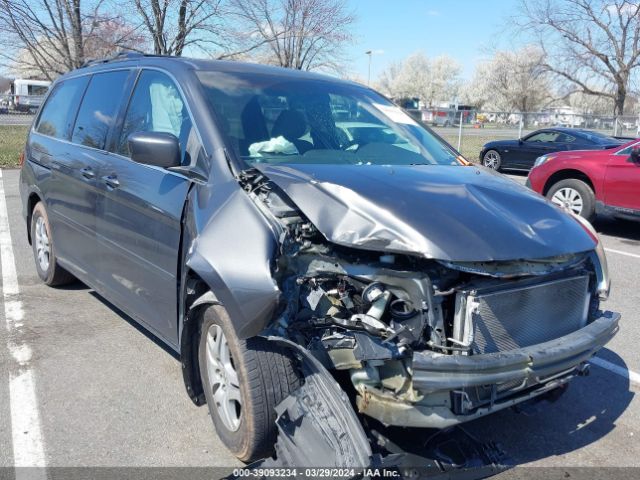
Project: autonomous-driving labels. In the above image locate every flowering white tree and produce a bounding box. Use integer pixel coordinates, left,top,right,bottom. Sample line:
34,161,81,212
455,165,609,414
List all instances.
377,52,461,106
462,46,552,112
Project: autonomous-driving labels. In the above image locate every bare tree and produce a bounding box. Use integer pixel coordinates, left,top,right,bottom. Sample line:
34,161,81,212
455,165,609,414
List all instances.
0,0,141,79
129,0,226,56
462,46,553,112
520,0,640,115
230,0,355,71
84,17,148,59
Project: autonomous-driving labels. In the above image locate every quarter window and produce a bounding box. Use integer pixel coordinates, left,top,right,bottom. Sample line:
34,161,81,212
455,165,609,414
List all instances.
72,70,131,149
118,70,201,166
556,133,576,143
35,77,89,139
525,131,560,143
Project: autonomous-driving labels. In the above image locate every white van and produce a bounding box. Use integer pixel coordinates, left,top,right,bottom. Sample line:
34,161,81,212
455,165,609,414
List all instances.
11,79,51,112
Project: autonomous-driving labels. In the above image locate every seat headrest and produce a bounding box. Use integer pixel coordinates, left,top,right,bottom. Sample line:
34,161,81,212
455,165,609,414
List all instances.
272,110,307,140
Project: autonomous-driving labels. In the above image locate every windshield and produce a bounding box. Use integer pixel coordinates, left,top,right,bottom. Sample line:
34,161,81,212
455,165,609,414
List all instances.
196,70,461,167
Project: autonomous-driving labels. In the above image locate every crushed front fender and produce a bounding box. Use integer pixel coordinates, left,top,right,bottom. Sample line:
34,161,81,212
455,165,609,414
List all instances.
229,338,509,480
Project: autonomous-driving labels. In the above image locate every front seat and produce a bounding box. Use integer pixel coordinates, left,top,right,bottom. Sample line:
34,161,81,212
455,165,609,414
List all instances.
271,110,313,154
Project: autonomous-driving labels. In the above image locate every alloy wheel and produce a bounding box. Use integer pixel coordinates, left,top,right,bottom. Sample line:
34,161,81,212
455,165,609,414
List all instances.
35,216,50,272
206,324,242,432
483,151,500,169
551,187,584,215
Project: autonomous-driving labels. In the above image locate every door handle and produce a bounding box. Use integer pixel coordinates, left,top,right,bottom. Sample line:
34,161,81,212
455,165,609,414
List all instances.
80,166,95,179
101,175,120,189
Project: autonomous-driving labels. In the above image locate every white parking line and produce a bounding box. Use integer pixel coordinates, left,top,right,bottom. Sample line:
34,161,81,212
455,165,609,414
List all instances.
0,170,47,476
605,247,640,260
590,357,640,386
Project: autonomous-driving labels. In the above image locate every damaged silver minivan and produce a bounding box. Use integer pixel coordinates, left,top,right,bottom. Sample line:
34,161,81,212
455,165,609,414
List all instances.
21,54,619,468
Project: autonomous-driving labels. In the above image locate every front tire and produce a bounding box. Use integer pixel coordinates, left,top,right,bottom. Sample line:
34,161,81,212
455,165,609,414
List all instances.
547,179,595,221
482,149,502,170
198,305,300,462
30,202,75,286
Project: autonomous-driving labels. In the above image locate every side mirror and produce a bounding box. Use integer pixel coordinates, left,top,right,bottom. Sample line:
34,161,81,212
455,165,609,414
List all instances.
630,146,640,164
128,131,181,168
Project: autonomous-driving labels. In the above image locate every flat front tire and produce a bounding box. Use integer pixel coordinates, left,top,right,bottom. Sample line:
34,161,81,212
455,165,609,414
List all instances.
30,202,75,286
198,305,301,462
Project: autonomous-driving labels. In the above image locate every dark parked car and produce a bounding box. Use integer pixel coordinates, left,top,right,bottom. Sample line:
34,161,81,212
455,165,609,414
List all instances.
527,139,640,221
480,128,624,171
20,54,619,468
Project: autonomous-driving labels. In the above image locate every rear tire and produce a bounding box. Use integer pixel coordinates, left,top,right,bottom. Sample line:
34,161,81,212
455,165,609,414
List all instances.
198,305,301,462
546,179,596,221
30,202,75,286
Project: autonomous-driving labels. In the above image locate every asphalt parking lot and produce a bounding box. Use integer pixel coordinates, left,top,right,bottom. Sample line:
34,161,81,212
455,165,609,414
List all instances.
0,168,638,476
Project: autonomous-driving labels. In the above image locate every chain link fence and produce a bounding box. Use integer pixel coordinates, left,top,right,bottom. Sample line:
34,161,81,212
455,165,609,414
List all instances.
2,97,640,168
430,110,639,163
0,94,38,126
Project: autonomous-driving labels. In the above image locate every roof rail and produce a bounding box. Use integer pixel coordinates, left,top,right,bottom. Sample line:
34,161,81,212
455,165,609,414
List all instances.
79,51,146,69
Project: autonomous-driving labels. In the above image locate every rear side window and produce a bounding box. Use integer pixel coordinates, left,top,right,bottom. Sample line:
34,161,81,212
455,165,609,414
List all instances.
556,133,576,143
117,70,201,166
72,70,131,149
35,77,89,139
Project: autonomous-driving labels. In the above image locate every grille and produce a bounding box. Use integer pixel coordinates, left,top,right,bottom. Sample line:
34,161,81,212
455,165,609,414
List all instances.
454,275,591,355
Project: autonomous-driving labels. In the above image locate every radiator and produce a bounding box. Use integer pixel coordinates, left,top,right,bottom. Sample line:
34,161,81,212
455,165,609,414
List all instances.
453,275,591,355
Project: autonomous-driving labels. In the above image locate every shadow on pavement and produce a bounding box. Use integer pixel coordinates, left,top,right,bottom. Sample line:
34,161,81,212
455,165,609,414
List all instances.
464,348,634,466
88,291,180,361
502,170,529,177
593,216,640,244
86,283,635,469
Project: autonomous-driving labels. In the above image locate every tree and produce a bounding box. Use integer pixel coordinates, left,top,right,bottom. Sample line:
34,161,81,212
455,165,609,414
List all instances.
520,0,640,115
0,1,141,80
0,0,89,78
229,0,356,71
462,46,552,112
129,0,225,56
376,60,402,97
426,55,463,106
376,52,461,106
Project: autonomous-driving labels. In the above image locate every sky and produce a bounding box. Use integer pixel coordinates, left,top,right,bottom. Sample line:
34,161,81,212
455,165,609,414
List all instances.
1,0,527,81
348,0,527,83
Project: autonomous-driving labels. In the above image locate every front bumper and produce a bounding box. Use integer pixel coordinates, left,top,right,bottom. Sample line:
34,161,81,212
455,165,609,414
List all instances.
357,311,619,428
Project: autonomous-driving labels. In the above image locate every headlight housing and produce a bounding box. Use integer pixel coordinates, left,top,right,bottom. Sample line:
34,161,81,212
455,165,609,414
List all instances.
533,154,554,168
571,213,610,300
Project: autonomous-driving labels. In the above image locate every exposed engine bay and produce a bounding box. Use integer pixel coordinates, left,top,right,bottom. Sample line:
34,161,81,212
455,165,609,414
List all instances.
239,168,618,436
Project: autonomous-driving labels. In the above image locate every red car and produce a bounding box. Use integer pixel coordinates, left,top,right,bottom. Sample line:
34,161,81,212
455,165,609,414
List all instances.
527,139,640,221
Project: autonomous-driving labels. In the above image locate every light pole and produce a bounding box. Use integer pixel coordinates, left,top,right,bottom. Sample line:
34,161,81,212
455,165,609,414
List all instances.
366,50,372,86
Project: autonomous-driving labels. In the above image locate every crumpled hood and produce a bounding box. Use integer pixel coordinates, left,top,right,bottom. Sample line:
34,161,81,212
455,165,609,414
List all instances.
254,163,596,262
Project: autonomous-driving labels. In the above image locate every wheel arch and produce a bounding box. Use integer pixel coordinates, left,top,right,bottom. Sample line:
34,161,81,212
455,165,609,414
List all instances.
26,191,43,244
482,147,501,158
542,169,596,196
179,269,220,407
176,179,284,405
